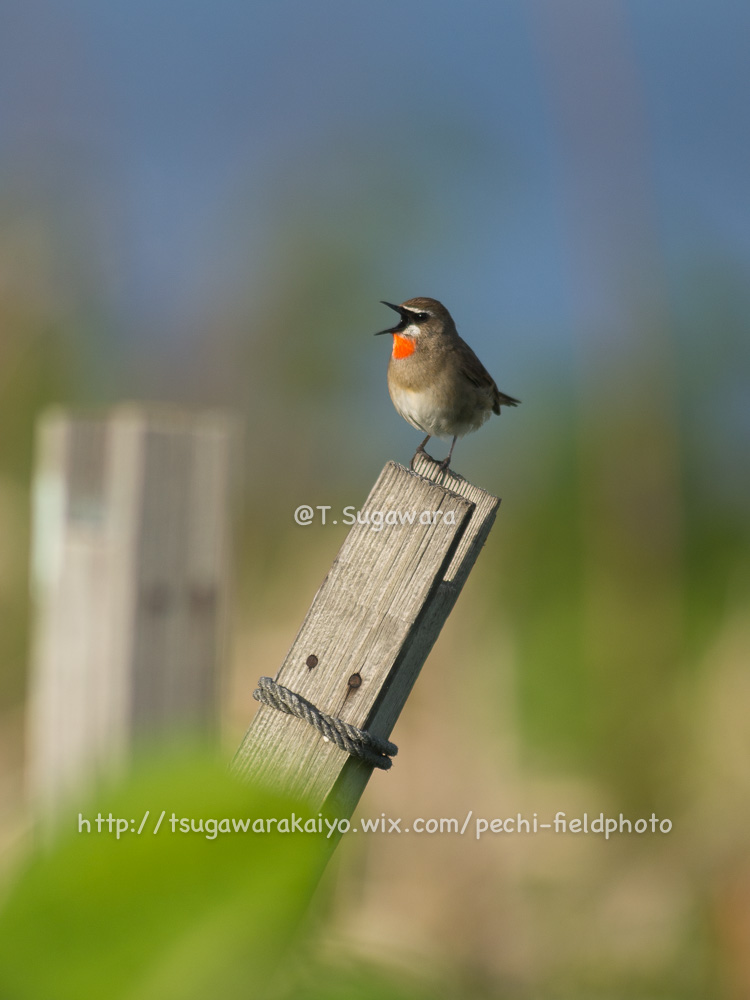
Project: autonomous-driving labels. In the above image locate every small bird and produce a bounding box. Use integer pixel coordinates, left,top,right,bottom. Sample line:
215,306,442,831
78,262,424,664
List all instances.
375,297,520,471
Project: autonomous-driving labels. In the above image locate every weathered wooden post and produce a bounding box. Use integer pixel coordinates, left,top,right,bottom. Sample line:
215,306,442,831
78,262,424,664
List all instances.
27,406,233,818
233,452,500,817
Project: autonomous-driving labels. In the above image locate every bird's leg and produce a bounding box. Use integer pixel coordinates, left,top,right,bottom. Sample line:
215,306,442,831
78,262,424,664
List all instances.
410,434,432,470
438,436,457,472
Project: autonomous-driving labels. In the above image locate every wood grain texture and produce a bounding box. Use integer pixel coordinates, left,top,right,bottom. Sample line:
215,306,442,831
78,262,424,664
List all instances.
27,407,233,819
326,454,500,816
234,457,500,816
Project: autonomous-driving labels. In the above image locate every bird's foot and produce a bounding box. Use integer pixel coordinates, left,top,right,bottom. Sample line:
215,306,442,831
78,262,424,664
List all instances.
410,435,435,471
411,447,452,473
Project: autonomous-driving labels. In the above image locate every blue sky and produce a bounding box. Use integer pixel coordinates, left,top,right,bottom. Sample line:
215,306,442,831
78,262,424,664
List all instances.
1,0,748,372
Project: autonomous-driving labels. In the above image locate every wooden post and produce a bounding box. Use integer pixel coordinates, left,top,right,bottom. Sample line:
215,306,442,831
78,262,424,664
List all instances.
233,454,500,816
27,406,233,818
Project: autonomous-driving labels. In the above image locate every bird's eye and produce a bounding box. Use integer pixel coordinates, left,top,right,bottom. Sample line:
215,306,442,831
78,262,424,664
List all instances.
416,312,429,321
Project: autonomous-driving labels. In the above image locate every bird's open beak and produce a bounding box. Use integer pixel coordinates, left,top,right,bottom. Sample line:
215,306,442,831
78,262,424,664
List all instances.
374,300,405,335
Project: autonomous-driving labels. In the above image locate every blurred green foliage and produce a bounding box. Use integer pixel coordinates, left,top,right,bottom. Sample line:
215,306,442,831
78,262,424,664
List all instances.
0,748,331,1000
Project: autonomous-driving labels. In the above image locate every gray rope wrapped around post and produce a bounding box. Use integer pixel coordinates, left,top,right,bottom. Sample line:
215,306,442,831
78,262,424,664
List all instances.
253,676,398,770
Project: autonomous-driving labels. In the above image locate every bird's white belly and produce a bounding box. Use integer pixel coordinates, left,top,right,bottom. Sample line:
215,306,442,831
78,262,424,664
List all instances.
388,384,488,439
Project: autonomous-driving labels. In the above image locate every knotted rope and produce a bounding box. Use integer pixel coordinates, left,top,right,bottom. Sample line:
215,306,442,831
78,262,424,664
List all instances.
253,676,398,770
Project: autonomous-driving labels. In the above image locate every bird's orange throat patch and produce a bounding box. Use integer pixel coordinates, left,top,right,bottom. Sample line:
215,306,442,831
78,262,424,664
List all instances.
392,334,416,360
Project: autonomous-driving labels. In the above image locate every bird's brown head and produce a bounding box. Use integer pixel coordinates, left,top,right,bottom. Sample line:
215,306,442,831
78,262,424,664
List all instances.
374,297,455,358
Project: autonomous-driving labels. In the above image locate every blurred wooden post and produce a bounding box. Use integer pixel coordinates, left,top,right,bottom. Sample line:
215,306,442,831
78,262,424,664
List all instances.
27,406,233,818
233,454,500,817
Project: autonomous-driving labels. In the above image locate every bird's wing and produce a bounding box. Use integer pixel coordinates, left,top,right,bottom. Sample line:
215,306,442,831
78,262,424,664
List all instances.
455,340,521,412
456,340,497,390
